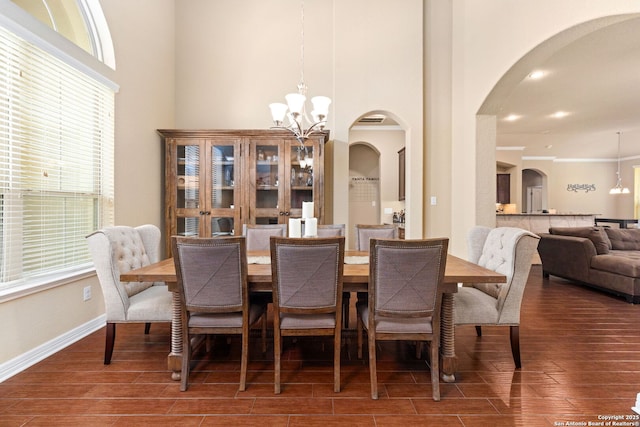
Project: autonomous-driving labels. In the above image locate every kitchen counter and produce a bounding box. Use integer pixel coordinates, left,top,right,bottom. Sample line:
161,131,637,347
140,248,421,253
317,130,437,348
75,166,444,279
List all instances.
496,214,597,264
496,213,596,234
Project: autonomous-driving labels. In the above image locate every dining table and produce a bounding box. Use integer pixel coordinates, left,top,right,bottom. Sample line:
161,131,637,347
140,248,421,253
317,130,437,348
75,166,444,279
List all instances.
120,250,506,383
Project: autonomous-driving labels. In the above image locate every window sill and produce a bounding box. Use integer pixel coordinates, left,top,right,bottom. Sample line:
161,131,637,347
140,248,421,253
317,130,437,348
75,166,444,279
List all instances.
0,268,96,303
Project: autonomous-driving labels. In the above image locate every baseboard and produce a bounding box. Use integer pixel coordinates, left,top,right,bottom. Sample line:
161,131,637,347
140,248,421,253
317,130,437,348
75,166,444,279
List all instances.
0,314,106,383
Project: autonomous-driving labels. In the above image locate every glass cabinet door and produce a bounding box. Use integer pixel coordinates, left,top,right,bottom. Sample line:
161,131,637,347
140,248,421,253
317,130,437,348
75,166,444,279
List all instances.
208,141,239,235
250,140,283,224
175,141,202,237
288,141,315,218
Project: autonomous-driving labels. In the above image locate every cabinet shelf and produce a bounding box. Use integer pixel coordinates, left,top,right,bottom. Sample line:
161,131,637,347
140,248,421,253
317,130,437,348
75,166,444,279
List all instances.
159,129,328,256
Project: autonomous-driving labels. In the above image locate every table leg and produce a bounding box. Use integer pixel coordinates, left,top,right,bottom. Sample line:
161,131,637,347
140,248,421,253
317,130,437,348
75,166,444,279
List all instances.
440,292,457,383
168,289,182,380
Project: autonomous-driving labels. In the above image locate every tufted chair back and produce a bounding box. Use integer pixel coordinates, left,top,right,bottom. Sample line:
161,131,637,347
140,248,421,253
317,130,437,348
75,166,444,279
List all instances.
482,227,538,316
86,224,172,364
455,226,540,368
86,224,164,321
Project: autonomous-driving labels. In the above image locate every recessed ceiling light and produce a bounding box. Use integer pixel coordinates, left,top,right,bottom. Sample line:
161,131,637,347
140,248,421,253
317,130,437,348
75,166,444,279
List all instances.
551,111,569,118
504,114,520,121
528,70,545,80
546,145,553,149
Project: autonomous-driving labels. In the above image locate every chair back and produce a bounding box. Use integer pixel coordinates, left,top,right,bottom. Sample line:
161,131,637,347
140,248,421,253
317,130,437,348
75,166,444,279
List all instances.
86,224,161,320
468,226,540,319
243,224,287,251
172,236,247,314
270,236,345,313
315,224,346,237
369,238,448,322
355,224,398,252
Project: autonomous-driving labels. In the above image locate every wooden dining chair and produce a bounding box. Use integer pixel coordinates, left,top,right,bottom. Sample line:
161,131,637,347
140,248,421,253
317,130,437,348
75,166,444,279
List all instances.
302,224,350,326
242,224,287,251
352,224,399,327
354,224,398,252
171,236,267,392
357,237,449,400
270,236,345,394
301,223,346,238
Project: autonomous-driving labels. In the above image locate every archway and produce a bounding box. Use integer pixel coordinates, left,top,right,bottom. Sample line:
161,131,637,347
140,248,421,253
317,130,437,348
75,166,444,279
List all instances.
347,110,407,249
522,169,548,213
476,15,640,225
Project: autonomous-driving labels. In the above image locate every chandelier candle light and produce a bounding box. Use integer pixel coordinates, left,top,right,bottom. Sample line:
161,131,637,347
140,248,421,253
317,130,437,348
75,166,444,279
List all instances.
609,131,630,195
269,0,331,151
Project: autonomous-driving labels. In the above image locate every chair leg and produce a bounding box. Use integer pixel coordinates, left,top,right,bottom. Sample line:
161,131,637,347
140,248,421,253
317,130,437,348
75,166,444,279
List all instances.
430,339,440,401
274,328,281,394
368,332,378,399
334,327,341,393
510,325,521,369
261,312,267,353
239,328,248,392
144,323,151,334
180,331,191,392
104,323,116,365
356,315,363,359
343,292,350,329
475,325,482,337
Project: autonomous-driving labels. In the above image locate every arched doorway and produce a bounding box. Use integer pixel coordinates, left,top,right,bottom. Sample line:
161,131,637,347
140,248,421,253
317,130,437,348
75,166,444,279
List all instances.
476,15,640,225
522,169,548,213
347,111,406,249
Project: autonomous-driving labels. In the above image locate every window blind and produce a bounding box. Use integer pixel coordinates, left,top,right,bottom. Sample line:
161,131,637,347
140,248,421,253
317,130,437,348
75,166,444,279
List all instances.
0,24,114,290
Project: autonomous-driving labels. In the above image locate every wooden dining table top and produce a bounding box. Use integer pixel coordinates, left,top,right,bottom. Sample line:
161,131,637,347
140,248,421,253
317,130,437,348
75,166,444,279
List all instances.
120,251,506,292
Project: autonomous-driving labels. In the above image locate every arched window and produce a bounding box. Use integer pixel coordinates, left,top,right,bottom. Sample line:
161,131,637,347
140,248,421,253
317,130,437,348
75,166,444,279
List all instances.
10,0,115,68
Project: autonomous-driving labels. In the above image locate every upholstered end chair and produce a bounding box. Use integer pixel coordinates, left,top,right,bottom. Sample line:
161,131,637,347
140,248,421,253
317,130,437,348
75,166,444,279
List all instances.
454,226,540,368
86,224,172,364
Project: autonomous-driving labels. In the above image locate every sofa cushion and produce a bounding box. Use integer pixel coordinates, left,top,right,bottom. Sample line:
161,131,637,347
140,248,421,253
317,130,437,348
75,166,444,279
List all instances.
604,228,640,250
549,226,611,254
590,250,640,278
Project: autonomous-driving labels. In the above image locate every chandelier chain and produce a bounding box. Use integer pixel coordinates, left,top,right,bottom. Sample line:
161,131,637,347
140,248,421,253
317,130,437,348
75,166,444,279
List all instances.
299,0,305,92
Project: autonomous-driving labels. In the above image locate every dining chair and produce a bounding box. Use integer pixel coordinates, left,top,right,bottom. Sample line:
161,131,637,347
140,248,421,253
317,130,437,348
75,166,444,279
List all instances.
354,224,398,251
242,224,287,251
352,224,399,327
242,223,287,340
301,223,346,238
356,237,449,400
86,224,172,365
303,224,350,326
270,236,345,394
171,236,267,391
455,226,540,368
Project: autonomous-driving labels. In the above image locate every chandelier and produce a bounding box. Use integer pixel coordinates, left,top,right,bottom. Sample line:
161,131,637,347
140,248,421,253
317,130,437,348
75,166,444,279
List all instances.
609,131,630,195
268,0,331,148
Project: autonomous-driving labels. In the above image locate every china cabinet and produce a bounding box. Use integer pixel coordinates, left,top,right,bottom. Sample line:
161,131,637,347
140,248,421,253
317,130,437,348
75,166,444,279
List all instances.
158,129,328,255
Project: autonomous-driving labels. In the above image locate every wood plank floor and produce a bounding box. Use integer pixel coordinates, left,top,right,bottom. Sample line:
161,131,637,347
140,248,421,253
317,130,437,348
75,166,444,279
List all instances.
1,265,639,426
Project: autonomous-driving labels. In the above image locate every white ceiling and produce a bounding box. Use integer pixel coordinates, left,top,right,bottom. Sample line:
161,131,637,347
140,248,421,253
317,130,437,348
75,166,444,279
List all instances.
496,17,640,160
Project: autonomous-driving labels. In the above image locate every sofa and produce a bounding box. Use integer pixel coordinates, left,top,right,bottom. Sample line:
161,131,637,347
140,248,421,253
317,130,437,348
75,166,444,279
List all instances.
538,226,640,304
